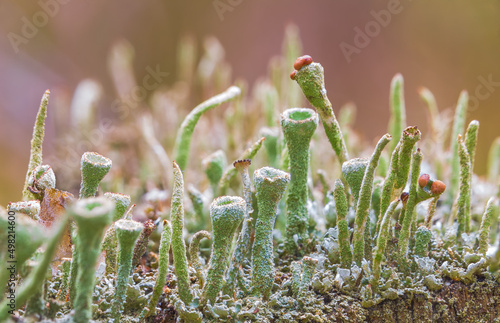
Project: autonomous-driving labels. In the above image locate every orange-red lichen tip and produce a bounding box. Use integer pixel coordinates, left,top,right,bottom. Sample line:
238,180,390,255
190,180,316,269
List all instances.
431,180,446,195
293,55,313,70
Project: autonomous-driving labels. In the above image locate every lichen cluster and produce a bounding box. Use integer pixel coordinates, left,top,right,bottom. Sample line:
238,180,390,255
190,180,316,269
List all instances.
2,26,500,322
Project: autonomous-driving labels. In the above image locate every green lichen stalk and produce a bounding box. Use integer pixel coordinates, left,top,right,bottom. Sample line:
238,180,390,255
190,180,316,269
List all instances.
202,196,245,304
281,108,318,253
457,135,472,235
147,220,173,317
397,149,423,268
171,161,193,305
478,197,498,255
0,215,68,321
394,126,421,190
342,158,368,205
79,152,112,199
251,167,290,299
333,179,352,268
388,74,406,154
189,230,210,289
217,136,265,196
293,60,349,164
131,219,155,268
102,192,131,274
70,197,114,323
225,159,254,295
22,90,50,201
174,86,241,170
379,142,401,221
352,134,392,265
202,150,227,195
372,198,400,288
111,219,144,321
448,90,469,205
464,120,479,173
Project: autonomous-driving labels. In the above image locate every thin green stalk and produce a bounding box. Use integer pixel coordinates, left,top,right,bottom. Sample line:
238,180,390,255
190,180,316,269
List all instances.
418,87,439,144
0,215,68,321
377,142,401,234
202,196,245,305
103,193,131,275
174,86,241,170
448,90,469,205
251,167,290,299
71,198,114,323
189,230,210,289
293,60,349,165
281,108,318,254
147,220,173,317
111,219,143,321
394,126,421,190
352,134,392,265
457,135,472,235
478,197,498,255
224,159,254,296
217,137,265,196
131,219,155,269
372,198,399,288
397,149,423,269
171,161,193,305
187,185,206,231
464,120,479,173
22,90,50,201
388,74,406,154
333,179,352,268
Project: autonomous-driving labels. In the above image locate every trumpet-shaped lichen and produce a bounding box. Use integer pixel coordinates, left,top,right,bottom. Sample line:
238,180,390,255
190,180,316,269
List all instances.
69,197,114,323
252,167,290,299
111,219,144,321
79,152,112,199
202,196,245,304
281,108,318,253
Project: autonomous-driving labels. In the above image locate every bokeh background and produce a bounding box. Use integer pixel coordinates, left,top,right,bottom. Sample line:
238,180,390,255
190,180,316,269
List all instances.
1,0,499,206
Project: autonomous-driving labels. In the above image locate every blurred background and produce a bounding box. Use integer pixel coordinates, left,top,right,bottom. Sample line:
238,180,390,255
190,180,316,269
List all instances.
1,0,500,206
